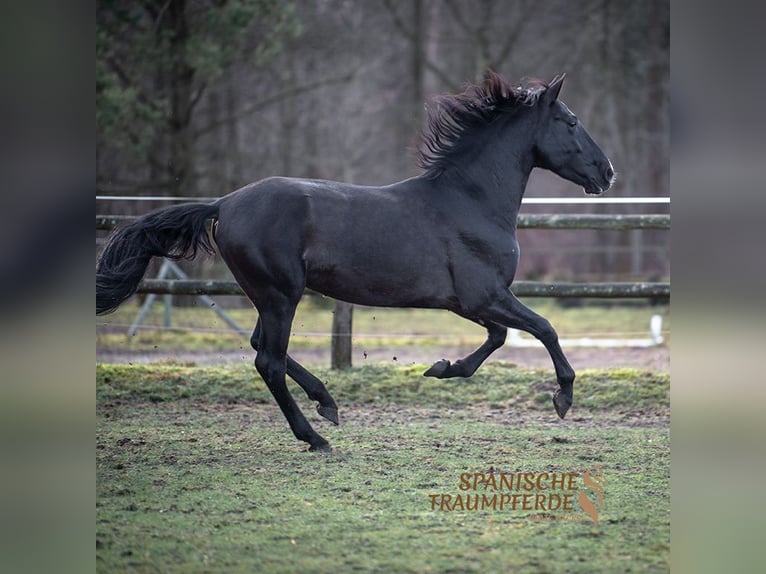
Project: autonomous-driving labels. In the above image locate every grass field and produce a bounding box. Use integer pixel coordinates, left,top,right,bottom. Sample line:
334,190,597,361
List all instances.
97,362,669,573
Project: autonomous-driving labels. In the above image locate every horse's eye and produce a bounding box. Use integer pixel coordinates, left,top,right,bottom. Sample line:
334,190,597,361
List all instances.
567,118,577,128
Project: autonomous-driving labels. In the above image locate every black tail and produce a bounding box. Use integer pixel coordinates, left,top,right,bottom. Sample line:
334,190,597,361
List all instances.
96,203,219,315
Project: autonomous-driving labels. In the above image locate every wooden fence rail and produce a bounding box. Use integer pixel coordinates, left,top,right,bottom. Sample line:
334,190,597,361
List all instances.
135,279,669,299
97,213,670,231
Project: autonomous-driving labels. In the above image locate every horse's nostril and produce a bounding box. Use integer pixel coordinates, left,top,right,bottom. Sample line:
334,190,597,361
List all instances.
605,166,615,181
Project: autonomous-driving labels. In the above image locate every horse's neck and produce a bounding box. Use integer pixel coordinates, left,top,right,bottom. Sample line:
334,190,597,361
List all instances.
441,142,534,224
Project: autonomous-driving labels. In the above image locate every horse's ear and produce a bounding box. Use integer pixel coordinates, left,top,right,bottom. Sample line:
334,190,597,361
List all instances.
545,74,566,104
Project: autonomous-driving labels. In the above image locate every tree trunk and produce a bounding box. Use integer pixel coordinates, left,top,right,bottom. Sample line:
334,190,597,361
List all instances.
225,76,243,189
167,0,195,196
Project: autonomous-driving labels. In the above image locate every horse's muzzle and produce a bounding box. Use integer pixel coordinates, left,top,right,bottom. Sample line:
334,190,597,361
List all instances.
584,165,615,195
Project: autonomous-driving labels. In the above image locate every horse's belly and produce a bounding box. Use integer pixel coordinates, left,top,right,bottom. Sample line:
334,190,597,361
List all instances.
305,252,454,309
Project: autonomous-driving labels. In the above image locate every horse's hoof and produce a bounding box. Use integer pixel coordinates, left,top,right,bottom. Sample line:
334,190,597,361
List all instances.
424,359,450,378
317,405,339,425
308,441,332,453
552,390,572,419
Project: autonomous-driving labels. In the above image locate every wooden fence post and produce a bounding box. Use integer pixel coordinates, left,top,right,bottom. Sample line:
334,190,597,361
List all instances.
331,300,353,370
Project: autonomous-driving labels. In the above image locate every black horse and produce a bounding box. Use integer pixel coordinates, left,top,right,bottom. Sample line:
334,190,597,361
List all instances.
97,72,614,451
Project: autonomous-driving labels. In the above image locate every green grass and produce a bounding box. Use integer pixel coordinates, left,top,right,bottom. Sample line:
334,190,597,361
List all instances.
97,363,669,573
96,362,668,413
96,298,670,352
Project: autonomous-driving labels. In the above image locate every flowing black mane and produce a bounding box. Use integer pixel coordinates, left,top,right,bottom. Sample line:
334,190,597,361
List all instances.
418,71,550,178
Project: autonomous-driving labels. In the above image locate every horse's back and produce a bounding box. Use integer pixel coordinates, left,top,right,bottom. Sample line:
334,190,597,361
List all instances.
214,176,456,308
215,176,382,248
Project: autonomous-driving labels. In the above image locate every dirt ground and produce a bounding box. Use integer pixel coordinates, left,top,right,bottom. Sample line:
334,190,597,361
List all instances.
97,343,669,372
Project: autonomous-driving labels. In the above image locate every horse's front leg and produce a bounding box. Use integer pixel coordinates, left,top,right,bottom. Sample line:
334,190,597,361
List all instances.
424,321,507,378
484,292,575,419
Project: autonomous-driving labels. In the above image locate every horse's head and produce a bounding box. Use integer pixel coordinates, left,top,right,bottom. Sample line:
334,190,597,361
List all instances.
534,75,615,195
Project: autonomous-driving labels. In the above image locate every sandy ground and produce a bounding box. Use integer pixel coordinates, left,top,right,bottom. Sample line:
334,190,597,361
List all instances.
97,343,669,373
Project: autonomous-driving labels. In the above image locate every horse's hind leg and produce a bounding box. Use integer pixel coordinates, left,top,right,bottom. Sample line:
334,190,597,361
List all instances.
253,295,331,451
424,321,507,378
251,319,339,425
484,292,575,419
